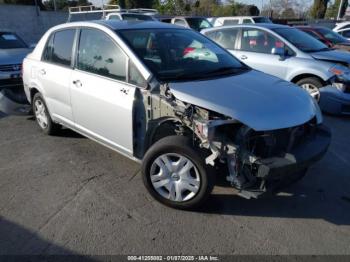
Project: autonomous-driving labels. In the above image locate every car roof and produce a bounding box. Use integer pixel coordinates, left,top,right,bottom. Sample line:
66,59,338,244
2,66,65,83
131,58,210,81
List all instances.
202,23,289,33
173,16,208,19
56,20,187,31
217,16,265,19
296,25,329,30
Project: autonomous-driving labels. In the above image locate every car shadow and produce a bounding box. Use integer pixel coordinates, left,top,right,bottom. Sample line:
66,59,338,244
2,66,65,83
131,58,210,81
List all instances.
27,116,85,139
55,128,85,139
196,182,350,226
0,111,7,119
0,217,95,258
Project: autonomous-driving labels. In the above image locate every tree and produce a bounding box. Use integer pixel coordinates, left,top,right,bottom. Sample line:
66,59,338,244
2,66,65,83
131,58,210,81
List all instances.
43,0,92,10
108,0,157,8
326,0,348,18
3,0,45,9
310,0,329,18
240,4,260,15
281,7,296,18
262,0,309,18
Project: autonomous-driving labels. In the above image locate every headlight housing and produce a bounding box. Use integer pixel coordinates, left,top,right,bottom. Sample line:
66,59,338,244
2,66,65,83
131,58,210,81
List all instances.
329,64,350,76
329,64,350,93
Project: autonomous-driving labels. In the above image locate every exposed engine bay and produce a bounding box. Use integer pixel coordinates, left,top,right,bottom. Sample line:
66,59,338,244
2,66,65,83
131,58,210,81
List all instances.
133,82,331,199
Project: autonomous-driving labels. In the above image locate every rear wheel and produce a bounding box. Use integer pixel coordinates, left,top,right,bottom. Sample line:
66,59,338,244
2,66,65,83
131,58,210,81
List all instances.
32,93,60,135
142,136,214,209
296,77,323,102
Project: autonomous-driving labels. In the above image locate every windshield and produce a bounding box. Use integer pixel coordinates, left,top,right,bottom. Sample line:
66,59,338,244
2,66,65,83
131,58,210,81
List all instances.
0,32,27,49
273,28,328,52
316,27,348,44
186,18,212,31
118,29,246,82
121,14,154,21
253,17,272,23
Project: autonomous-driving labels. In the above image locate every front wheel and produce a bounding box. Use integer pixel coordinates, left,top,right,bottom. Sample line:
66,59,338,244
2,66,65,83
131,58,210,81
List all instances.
142,136,214,210
296,77,323,102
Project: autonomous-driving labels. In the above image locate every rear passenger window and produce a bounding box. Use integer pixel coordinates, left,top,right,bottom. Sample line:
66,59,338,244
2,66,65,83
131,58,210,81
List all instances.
42,34,54,62
50,30,75,66
77,29,127,81
213,29,239,49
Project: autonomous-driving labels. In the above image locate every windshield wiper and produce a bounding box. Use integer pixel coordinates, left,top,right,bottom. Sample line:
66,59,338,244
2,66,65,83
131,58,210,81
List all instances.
204,66,249,77
159,66,249,81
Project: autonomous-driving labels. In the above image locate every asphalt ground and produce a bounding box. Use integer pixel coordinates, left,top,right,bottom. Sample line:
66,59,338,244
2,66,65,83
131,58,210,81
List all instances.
0,113,349,255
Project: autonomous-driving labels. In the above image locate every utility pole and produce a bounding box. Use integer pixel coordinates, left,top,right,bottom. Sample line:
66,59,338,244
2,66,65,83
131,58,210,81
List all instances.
337,0,344,20
53,0,57,11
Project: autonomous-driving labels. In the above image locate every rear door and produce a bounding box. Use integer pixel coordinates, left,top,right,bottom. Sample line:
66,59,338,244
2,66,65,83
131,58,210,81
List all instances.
205,28,240,53
39,29,76,125
70,28,139,156
234,28,290,79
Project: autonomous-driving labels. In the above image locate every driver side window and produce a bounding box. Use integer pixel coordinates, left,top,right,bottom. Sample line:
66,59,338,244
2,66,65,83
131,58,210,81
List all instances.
77,28,127,81
240,28,286,54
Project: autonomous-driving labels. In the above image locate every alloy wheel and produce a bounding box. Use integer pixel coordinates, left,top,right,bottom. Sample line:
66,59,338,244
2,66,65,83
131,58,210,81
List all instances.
34,99,48,129
301,83,321,102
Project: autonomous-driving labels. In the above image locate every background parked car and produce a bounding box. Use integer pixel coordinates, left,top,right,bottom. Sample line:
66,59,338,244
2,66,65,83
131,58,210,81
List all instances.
0,31,31,88
210,16,272,27
163,16,213,31
333,21,350,32
105,12,156,21
202,24,350,114
0,31,32,114
297,26,350,51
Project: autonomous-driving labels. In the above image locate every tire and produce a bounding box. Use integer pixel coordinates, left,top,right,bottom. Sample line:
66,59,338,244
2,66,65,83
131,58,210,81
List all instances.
32,93,60,135
142,135,215,210
296,77,323,102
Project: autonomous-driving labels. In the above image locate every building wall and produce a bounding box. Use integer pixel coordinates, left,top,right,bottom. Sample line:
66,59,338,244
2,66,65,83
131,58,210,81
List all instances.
0,4,67,44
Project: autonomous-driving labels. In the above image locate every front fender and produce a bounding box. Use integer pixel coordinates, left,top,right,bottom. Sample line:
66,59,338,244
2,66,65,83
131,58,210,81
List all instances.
286,68,333,83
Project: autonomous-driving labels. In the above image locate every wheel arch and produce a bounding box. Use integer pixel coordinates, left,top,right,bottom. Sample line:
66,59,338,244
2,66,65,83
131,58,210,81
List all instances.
290,74,327,85
143,117,194,157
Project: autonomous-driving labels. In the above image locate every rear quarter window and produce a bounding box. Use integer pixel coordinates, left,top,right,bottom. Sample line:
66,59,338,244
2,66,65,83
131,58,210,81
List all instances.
42,29,76,67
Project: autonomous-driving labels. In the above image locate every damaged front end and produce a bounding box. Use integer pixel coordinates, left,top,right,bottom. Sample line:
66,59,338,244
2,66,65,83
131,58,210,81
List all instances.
194,117,331,199
155,84,331,199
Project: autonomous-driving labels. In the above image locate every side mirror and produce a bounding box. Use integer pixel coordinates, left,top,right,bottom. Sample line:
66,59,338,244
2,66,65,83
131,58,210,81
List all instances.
271,47,285,60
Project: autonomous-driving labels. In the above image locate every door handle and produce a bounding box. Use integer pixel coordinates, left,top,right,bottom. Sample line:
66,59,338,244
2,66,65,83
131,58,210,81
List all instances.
39,69,46,75
120,88,129,95
72,80,82,88
240,55,248,60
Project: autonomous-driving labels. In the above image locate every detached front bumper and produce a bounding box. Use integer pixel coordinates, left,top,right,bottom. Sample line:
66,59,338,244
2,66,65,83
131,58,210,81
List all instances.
319,86,350,115
255,124,331,181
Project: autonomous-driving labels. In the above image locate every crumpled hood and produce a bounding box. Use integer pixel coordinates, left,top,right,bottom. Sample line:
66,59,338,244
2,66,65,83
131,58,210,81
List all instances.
310,49,350,64
169,70,317,131
0,48,31,65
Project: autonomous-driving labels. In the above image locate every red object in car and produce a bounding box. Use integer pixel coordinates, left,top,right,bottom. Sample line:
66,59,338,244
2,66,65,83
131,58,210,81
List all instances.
183,47,196,56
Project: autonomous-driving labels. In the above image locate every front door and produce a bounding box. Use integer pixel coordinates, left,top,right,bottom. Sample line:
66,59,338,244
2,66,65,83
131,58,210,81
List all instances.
234,28,290,79
70,28,135,155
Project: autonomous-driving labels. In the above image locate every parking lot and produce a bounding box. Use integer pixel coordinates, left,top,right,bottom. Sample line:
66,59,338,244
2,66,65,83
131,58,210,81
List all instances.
0,112,349,255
